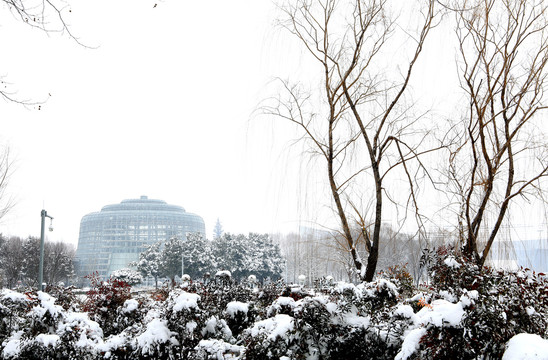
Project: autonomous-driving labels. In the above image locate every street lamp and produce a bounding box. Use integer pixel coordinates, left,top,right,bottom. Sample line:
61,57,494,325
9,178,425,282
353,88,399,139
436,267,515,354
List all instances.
39,209,53,291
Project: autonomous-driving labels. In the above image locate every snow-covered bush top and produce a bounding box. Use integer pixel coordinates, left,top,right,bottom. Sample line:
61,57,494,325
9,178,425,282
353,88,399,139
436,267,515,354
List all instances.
443,256,461,268
134,318,179,356
171,290,200,312
0,289,28,303
250,313,295,340
122,298,139,313
226,301,249,318
215,270,232,278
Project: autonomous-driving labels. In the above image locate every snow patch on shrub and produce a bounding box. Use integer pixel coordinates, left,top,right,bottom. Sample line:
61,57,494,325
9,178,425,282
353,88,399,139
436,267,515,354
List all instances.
395,328,427,360
194,339,244,359
251,314,294,341
2,331,23,359
444,256,461,268
35,333,60,347
0,289,28,303
503,333,548,360
135,318,179,355
226,301,248,317
172,291,200,312
416,299,464,327
122,299,139,313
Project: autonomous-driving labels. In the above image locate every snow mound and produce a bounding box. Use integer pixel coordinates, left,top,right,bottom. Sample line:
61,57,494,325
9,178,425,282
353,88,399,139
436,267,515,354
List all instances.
122,299,139,313
0,289,28,303
194,339,244,359
444,256,461,268
416,299,464,327
36,333,60,348
172,291,200,312
135,318,179,355
226,301,249,317
503,333,548,360
2,331,23,359
250,314,294,340
395,328,427,360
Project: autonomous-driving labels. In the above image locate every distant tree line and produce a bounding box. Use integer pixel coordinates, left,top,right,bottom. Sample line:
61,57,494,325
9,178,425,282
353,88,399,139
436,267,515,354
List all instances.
0,234,75,289
133,233,285,287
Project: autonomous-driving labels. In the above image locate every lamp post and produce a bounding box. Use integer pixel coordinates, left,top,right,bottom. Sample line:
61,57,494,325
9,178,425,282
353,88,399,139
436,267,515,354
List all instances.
39,209,53,291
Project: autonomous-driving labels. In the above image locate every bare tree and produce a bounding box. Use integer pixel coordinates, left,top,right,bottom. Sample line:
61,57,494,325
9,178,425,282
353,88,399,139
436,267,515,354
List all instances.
0,236,24,288
267,0,438,281
445,0,548,266
1,0,82,103
0,146,14,222
43,241,76,285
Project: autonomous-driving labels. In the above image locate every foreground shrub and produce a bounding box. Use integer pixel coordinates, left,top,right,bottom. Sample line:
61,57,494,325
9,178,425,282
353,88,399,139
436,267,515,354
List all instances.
397,246,548,359
1,254,547,360
83,272,132,336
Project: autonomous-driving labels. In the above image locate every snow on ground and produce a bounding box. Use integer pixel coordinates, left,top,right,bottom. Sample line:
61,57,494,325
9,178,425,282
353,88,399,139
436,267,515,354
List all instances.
503,333,548,360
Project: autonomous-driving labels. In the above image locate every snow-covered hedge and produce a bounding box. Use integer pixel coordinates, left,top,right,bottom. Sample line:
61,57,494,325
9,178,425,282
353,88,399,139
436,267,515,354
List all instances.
1,248,547,359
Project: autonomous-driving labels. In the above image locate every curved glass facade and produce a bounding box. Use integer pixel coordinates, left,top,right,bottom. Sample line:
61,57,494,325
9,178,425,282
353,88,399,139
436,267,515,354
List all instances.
75,196,205,277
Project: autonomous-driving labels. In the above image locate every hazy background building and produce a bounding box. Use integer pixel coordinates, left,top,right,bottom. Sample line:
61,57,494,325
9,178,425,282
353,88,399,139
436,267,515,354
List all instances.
75,196,205,278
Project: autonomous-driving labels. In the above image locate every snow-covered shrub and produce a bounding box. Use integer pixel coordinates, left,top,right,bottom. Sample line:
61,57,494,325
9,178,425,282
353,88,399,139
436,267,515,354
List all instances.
401,246,548,359
380,264,414,298
56,311,104,359
1,291,68,359
83,271,132,336
131,318,179,359
0,289,32,347
503,333,548,360
243,313,297,359
359,278,400,314
43,284,79,311
29,292,64,335
110,268,143,286
225,301,252,337
215,270,233,287
15,334,61,360
163,288,203,357
267,296,296,317
190,339,244,360
201,315,232,342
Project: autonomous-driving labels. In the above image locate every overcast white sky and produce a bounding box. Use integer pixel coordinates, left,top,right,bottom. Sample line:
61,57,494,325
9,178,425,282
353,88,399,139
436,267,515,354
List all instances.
0,0,317,244
1,0,546,247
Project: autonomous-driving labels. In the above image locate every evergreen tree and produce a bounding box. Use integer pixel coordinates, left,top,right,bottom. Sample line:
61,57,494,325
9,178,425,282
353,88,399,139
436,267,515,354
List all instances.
161,237,184,286
21,236,40,287
212,233,248,280
183,233,214,280
213,218,224,239
133,241,163,288
110,268,143,286
247,233,285,282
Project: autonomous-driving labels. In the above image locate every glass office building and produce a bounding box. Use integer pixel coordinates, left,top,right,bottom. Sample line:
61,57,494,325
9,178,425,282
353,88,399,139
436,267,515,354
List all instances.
75,196,205,278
